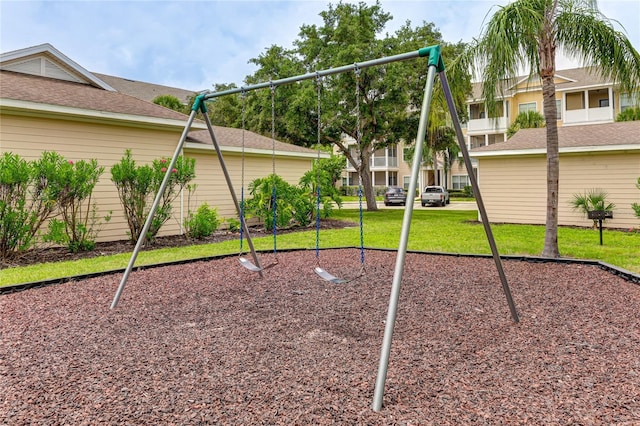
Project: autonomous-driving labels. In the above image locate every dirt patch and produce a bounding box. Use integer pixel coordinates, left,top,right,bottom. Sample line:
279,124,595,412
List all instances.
2,249,639,424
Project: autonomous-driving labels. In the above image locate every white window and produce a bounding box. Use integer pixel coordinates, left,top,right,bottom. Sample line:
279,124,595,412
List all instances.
452,175,470,190
402,147,411,163
403,175,411,190
518,102,536,114
620,92,640,112
388,172,398,187
555,99,562,120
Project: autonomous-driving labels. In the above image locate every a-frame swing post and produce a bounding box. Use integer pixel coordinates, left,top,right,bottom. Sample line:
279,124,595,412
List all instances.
372,48,520,412
197,101,264,276
371,54,440,412
111,107,200,309
110,96,264,309
438,72,519,323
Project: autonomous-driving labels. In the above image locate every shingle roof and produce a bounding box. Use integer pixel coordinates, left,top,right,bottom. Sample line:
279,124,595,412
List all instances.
93,72,197,104
471,121,640,153
187,128,318,154
0,70,190,121
470,66,613,101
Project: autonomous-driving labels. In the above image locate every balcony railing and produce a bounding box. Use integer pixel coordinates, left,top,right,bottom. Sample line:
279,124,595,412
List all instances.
563,106,613,124
346,157,398,170
467,117,508,133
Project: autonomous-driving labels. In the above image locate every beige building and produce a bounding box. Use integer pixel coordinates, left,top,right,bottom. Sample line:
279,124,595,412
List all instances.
0,44,321,243
464,67,640,228
471,121,640,229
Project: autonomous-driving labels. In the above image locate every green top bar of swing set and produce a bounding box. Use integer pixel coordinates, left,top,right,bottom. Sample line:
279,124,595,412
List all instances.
192,45,443,111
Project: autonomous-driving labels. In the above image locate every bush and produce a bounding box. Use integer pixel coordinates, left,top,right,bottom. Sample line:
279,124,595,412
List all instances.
245,174,313,231
571,189,615,228
43,158,110,252
111,150,195,243
299,158,343,219
632,177,640,220
616,107,640,122
184,203,220,239
0,152,33,260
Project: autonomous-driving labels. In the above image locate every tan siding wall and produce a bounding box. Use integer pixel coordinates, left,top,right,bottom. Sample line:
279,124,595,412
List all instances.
183,149,314,224
1,114,186,242
1,115,317,242
477,151,640,229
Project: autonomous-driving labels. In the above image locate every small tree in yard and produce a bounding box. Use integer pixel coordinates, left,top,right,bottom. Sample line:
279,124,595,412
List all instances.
632,177,640,222
0,152,33,260
44,159,110,252
571,189,615,228
111,150,195,243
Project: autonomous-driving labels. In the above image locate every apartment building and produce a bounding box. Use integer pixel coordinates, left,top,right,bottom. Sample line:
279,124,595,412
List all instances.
340,66,638,207
465,67,640,229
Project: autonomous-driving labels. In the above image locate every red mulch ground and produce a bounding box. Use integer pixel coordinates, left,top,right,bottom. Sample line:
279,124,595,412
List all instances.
2,249,639,424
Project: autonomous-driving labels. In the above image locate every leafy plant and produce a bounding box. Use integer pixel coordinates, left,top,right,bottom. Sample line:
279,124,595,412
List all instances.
299,155,344,219
184,203,220,239
507,110,546,138
616,107,640,122
111,150,195,243
632,177,640,221
245,174,313,231
0,152,33,260
44,158,109,252
152,95,186,114
571,189,615,228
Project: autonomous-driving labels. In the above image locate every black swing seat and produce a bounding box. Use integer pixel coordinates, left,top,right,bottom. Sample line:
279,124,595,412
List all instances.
314,266,347,284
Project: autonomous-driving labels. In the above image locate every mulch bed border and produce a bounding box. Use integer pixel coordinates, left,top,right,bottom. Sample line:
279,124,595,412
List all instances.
2,247,638,295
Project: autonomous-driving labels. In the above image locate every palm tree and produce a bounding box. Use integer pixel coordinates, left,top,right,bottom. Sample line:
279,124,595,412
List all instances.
507,110,546,138
472,0,640,257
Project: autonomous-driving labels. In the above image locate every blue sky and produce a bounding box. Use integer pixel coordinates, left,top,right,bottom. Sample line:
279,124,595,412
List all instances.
1,0,639,91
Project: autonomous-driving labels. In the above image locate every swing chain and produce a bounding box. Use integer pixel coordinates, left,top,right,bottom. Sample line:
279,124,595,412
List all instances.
239,88,247,254
270,82,277,255
354,64,366,271
315,73,323,262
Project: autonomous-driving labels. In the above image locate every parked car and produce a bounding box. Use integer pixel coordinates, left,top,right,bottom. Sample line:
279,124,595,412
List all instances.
421,186,449,207
384,187,407,206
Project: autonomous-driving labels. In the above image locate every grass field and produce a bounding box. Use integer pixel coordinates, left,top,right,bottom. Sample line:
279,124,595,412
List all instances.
1,209,638,286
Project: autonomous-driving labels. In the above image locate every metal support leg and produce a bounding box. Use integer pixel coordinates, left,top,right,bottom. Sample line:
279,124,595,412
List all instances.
111,109,199,309
200,112,263,276
439,71,519,324
372,64,438,412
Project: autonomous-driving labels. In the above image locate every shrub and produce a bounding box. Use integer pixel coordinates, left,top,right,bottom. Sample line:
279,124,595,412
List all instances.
616,107,640,122
184,203,220,239
0,153,33,260
43,158,110,252
571,189,615,228
245,174,313,231
111,150,195,243
632,177,640,220
299,157,343,219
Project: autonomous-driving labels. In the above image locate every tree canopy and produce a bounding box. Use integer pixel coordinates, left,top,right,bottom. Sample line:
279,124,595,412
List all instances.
206,0,471,211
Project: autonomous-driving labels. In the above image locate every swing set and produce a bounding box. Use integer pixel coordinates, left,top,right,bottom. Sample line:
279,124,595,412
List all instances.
109,45,520,412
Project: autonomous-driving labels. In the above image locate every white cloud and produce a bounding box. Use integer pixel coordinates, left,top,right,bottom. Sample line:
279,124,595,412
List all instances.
1,0,638,90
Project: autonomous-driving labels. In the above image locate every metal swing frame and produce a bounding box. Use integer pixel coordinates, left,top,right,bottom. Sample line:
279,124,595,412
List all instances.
109,45,520,413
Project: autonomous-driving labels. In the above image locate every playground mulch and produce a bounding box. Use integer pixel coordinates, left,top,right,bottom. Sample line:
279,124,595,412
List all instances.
2,249,639,424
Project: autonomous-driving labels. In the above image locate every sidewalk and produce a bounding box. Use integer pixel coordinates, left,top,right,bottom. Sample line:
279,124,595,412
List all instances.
341,200,478,210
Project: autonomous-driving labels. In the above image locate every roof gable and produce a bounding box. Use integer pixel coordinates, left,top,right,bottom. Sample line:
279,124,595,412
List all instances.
0,43,115,90
470,121,640,156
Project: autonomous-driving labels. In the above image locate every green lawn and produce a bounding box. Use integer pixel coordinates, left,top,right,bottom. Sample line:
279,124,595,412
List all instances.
1,209,638,286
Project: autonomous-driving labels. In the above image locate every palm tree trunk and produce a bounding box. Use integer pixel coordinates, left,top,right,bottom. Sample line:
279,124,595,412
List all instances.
541,74,561,258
